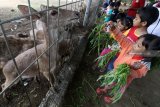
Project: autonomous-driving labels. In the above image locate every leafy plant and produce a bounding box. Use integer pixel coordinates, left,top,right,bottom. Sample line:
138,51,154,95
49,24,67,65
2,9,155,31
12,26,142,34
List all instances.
149,0,155,3
88,23,115,55
97,63,130,103
96,14,106,24
95,49,119,69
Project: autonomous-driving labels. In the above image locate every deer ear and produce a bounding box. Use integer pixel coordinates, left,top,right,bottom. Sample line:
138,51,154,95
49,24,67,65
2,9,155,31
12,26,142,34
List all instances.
17,5,41,20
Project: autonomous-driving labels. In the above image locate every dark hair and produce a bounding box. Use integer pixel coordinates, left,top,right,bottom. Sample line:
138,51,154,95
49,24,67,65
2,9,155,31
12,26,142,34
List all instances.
139,34,160,50
116,12,126,20
121,17,133,30
109,0,113,4
148,38,160,50
139,34,160,61
103,2,109,8
114,1,121,7
109,2,115,7
137,6,159,27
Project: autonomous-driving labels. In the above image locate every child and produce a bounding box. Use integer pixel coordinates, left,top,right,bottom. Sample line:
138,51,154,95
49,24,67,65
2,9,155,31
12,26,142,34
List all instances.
110,1,121,22
116,16,133,33
122,6,159,42
97,29,160,103
104,2,115,22
99,16,133,72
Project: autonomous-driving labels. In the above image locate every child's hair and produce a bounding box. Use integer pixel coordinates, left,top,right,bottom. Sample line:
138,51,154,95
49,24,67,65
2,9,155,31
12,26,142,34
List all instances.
114,1,121,8
120,17,133,30
103,2,109,8
109,2,115,8
139,34,160,61
148,37,160,50
137,6,159,27
139,34,160,50
116,12,126,20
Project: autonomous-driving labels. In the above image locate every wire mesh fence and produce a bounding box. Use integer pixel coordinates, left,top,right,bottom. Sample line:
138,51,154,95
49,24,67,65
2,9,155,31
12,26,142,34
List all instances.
0,0,86,106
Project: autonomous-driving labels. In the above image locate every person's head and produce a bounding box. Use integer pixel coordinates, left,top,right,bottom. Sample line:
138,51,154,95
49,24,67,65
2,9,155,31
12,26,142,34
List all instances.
133,6,159,27
117,16,133,31
103,2,109,8
114,1,121,9
107,2,115,10
133,34,160,52
116,12,126,23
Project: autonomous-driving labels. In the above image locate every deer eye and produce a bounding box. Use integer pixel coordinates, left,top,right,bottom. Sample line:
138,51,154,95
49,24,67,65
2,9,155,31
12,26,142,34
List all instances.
50,10,58,16
74,12,80,17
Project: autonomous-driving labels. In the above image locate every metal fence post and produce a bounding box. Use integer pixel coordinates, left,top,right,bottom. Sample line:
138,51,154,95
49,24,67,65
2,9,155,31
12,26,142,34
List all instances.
83,0,92,26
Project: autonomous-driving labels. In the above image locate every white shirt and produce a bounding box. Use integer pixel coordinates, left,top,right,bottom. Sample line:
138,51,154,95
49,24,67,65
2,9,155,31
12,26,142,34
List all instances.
147,7,160,37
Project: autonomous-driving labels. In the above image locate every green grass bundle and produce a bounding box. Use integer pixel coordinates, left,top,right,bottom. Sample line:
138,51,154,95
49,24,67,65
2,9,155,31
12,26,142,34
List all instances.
95,49,119,69
97,63,130,103
88,23,115,55
96,14,106,24
149,0,155,3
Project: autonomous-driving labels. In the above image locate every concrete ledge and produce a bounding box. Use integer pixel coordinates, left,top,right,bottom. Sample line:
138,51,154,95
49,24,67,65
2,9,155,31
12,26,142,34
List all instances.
39,36,88,107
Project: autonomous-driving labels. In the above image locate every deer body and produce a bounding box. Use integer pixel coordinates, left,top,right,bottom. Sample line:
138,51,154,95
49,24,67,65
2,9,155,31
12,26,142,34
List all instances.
1,4,81,92
1,20,55,91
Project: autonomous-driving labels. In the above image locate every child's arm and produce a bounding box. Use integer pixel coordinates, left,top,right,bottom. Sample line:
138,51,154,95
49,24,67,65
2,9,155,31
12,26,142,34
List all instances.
110,27,132,48
130,61,150,78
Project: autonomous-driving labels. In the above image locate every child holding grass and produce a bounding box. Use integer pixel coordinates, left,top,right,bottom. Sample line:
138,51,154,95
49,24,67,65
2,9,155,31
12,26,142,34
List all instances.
97,33,160,103
112,6,159,42
99,16,133,72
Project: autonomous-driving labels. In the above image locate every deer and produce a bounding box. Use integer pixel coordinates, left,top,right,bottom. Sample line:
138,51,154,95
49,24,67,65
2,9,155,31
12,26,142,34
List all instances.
0,34,41,71
17,4,80,40
1,20,55,92
1,4,82,92
17,4,82,73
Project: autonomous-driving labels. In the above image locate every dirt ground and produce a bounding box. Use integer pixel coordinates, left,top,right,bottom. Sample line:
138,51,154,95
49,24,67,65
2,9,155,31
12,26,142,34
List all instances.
0,74,50,107
0,0,78,21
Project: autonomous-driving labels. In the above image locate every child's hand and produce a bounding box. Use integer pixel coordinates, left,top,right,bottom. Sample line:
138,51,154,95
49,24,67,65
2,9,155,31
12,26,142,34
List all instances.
107,21,116,31
131,62,142,70
103,21,116,33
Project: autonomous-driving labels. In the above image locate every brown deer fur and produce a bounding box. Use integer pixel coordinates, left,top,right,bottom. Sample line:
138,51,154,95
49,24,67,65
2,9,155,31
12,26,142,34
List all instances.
1,20,54,91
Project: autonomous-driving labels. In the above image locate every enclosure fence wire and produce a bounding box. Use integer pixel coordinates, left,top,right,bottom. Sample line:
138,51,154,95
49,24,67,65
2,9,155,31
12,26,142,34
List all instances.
0,20,32,106
0,0,84,104
28,0,41,84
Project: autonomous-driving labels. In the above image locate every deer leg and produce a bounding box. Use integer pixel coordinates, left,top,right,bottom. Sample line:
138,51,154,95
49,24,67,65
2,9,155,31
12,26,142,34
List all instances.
42,71,54,87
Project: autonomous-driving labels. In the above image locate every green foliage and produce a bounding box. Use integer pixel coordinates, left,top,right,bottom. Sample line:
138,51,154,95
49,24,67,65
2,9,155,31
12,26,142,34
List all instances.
149,0,155,3
96,14,106,24
95,49,119,69
88,23,115,55
97,63,130,103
